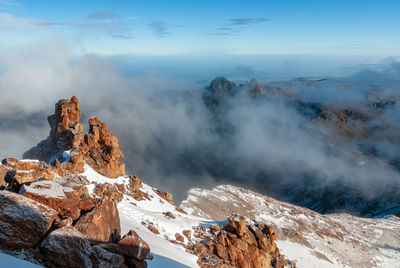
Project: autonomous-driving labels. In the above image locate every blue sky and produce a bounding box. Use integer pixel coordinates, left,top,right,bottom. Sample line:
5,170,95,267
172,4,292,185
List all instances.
0,0,399,56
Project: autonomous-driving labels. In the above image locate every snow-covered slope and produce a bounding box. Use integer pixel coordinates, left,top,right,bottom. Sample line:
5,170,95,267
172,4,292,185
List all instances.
5,162,399,268
82,165,206,267
180,185,400,268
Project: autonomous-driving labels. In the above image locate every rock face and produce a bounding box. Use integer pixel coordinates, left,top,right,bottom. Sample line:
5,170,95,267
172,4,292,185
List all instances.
0,190,58,250
203,77,265,111
0,165,8,189
48,96,84,151
82,117,125,178
98,230,152,266
1,158,57,191
41,226,94,268
24,96,125,178
191,214,294,268
75,197,121,244
41,226,125,268
19,180,90,220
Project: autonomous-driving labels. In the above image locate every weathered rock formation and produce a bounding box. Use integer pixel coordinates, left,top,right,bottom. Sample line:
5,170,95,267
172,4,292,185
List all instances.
75,197,121,244
24,96,125,178
189,214,295,268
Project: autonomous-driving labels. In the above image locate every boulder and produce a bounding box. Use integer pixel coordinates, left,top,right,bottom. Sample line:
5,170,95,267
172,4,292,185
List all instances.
93,183,124,203
226,214,247,237
125,257,148,268
92,245,125,268
153,189,174,205
20,180,81,220
1,158,56,191
40,226,94,268
0,190,58,250
75,198,121,244
98,230,152,261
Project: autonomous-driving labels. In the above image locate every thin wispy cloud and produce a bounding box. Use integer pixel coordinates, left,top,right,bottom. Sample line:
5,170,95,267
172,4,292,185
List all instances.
31,20,90,27
148,21,172,38
0,0,21,7
214,17,269,36
0,12,133,39
229,17,269,26
86,11,118,20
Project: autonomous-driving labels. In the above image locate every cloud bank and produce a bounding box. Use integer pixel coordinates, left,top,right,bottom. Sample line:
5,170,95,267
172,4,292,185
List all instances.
0,40,399,217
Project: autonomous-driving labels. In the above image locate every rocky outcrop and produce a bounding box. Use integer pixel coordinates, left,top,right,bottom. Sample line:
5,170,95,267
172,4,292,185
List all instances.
203,77,265,111
153,188,174,205
19,180,93,220
75,197,121,244
190,214,295,268
98,230,152,267
1,158,57,191
48,96,84,151
0,190,58,250
40,226,125,268
82,116,125,178
24,96,125,178
0,165,7,189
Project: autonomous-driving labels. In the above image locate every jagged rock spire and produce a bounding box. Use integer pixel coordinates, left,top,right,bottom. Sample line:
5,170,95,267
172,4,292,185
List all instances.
24,96,125,178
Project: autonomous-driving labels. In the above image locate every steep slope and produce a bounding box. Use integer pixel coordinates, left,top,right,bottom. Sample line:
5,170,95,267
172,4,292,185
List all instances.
181,185,400,268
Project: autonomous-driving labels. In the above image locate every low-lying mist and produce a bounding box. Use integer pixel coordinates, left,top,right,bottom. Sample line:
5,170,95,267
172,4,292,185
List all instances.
0,41,399,217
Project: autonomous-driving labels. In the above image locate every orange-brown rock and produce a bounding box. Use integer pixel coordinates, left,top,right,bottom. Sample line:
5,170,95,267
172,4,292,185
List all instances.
81,116,125,178
99,230,152,261
75,197,121,244
192,215,294,268
128,175,143,189
183,230,192,240
226,214,247,237
163,211,175,219
20,180,82,220
93,183,124,203
153,188,174,205
24,96,126,178
0,165,8,189
175,233,185,243
47,96,84,151
2,158,57,191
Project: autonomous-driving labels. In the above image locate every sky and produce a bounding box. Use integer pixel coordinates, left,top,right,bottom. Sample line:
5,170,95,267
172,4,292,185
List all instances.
0,0,400,56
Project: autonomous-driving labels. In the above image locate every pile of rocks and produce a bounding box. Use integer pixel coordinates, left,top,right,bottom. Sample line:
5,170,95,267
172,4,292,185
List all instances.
188,214,295,268
0,190,152,268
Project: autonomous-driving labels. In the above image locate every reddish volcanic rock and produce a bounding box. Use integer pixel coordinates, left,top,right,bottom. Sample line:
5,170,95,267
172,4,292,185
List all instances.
153,188,175,205
20,180,82,220
0,190,58,250
192,214,294,268
99,230,152,261
0,165,7,189
93,183,124,203
75,197,121,244
47,96,84,151
226,214,247,237
1,158,57,191
23,96,126,179
81,116,126,178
